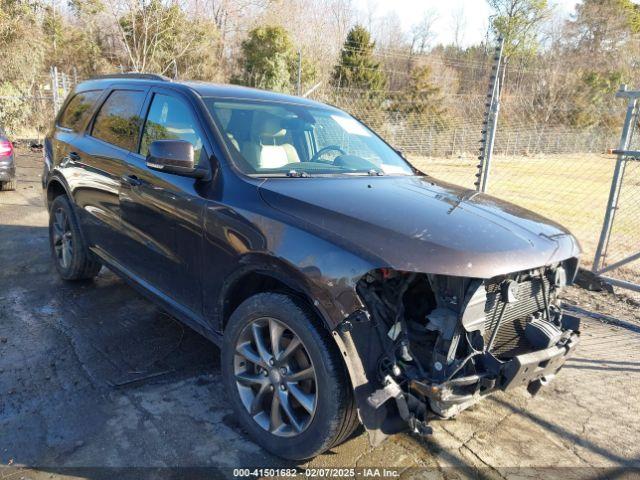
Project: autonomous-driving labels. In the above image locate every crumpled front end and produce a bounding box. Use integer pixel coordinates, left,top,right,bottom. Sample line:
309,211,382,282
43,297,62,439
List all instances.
341,258,581,442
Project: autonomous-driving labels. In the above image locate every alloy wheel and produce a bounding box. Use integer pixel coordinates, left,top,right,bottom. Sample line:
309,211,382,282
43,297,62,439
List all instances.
52,208,73,269
233,317,318,437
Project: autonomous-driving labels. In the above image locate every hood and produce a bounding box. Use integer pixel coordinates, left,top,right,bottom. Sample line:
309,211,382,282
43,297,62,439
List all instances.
258,175,581,279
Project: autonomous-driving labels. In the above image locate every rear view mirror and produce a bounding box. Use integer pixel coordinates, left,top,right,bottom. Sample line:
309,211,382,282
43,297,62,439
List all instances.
146,140,207,179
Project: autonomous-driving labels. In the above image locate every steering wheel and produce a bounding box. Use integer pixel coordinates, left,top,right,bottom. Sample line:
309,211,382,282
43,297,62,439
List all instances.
309,145,347,163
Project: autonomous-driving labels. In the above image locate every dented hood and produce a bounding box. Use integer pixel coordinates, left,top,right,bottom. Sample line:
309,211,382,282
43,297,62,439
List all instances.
259,175,581,278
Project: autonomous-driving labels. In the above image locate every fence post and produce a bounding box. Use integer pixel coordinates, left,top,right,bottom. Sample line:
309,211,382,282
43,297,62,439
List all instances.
61,72,68,98
593,85,639,273
51,66,60,114
451,129,457,156
296,49,302,96
476,37,505,193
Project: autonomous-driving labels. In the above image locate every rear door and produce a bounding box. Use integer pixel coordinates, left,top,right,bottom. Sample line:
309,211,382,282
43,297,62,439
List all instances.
49,89,103,210
71,87,148,258
118,88,210,317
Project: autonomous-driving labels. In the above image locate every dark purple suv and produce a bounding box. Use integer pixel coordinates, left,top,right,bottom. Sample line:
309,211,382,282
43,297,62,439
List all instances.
42,74,581,460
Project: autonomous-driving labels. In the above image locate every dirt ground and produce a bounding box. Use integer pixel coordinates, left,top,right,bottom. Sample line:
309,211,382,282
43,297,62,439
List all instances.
1,148,639,479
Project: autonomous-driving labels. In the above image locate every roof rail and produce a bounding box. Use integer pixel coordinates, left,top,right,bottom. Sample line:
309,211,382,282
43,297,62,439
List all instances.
89,73,172,82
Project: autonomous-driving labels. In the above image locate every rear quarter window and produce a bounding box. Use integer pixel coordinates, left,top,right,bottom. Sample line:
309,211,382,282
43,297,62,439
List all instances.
91,90,146,151
58,91,102,132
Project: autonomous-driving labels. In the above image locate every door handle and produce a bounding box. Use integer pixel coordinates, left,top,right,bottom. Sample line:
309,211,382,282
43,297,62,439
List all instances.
121,174,143,187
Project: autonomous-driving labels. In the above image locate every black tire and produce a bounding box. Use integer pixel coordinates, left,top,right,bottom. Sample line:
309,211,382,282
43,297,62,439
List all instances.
48,195,102,281
1,179,16,191
222,293,358,460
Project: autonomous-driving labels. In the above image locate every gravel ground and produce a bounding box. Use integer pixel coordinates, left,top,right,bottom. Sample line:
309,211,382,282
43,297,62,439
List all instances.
1,148,639,479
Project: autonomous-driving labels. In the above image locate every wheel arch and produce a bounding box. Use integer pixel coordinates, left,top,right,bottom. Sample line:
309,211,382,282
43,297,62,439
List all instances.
219,260,337,336
46,176,93,255
218,257,377,443
46,176,71,209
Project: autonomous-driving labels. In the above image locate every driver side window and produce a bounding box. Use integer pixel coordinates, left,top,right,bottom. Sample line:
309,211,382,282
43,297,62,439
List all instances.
140,93,204,164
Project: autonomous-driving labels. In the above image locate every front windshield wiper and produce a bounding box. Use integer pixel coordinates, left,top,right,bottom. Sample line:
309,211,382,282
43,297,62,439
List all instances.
286,169,311,178
368,169,384,176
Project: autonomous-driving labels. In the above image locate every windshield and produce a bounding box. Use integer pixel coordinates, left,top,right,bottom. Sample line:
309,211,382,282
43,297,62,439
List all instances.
203,98,414,177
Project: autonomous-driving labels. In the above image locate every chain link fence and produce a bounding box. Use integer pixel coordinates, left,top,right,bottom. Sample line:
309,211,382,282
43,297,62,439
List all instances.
0,68,80,141
591,88,640,293
310,85,623,275
1,59,635,291
603,157,640,286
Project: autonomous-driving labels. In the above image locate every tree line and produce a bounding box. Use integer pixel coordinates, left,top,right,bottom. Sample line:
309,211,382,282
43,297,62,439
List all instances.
0,0,638,137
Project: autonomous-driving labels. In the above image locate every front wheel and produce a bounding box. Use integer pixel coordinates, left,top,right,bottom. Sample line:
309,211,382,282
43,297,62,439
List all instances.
48,195,102,280
222,293,359,459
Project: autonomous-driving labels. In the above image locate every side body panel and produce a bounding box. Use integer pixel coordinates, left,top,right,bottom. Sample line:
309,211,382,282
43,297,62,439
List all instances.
199,170,376,332
70,134,131,254
118,152,208,316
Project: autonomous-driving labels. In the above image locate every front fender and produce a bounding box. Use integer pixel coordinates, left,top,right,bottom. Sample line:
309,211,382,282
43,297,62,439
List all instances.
217,251,369,332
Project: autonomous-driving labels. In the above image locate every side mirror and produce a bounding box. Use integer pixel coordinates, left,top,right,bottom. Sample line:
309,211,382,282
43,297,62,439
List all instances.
146,140,208,179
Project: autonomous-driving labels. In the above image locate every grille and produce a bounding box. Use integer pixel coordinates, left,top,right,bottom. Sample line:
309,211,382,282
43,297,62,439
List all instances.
483,274,551,357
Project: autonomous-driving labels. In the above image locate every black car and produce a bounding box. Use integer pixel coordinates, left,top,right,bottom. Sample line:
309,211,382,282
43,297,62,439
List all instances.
43,74,581,460
0,128,16,191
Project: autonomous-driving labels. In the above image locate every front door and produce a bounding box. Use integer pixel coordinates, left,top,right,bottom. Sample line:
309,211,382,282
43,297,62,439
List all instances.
118,89,210,317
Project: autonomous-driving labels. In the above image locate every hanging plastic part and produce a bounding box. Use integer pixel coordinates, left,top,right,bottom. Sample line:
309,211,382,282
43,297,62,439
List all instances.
366,376,433,436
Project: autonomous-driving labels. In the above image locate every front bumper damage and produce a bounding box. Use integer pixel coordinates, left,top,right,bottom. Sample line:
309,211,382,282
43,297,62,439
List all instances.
412,326,579,418
337,261,581,445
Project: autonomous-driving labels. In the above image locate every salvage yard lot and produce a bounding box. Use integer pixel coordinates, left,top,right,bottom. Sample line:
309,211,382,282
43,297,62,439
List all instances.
1,148,639,478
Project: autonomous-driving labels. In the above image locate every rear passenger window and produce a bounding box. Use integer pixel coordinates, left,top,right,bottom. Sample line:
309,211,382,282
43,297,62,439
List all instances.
58,91,102,131
91,90,146,151
140,93,204,162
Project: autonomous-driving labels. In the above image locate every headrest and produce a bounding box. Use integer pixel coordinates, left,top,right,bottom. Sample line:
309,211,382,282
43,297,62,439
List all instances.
252,112,286,138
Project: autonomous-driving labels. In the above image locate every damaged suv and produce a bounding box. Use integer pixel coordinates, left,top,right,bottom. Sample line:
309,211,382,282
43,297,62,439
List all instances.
43,74,581,460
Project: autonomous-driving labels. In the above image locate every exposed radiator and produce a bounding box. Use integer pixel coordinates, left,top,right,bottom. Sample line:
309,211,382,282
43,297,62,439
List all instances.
483,273,551,357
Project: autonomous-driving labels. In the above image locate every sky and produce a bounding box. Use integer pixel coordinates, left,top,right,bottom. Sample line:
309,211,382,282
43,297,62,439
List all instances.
352,0,581,48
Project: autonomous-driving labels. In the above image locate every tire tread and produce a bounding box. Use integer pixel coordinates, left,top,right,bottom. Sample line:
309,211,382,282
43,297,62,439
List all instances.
49,195,101,281
223,292,359,459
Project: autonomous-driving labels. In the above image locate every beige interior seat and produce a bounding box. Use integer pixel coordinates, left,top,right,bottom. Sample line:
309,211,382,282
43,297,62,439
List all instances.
242,112,300,169
227,133,240,151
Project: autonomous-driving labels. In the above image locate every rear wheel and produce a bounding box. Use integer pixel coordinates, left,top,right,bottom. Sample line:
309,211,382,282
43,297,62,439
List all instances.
48,195,101,280
222,293,358,459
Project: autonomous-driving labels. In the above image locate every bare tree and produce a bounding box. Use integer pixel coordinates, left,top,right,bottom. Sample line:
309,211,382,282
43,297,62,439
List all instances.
374,11,406,50
363,0,378,34
450,5,467,49
101,0,219,76
486,0,551,59
410,10,438,54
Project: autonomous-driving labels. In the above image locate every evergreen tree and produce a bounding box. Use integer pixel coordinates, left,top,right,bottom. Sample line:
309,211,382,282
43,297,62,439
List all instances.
235,26,315,93
390,65,447,130
332,25,386,92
